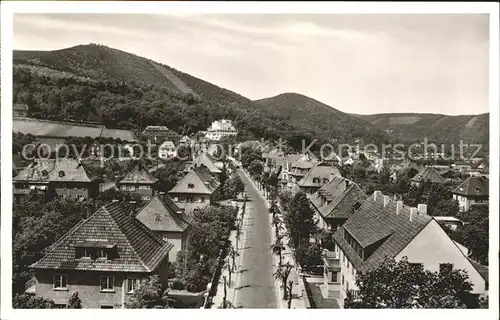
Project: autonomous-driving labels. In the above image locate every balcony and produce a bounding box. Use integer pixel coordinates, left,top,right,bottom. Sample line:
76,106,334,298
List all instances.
322,250,340,272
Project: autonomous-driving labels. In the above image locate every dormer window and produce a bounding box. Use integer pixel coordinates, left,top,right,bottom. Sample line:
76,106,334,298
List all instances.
98,249,108,259
41,169,49,176
75,242,116,260
83,248,94,259
59,170,65,177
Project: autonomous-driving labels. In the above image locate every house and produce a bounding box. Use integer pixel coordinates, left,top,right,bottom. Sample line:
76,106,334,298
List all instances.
297,162,341,195
323,191,487,308
452,176,489,211
288,154,319,191
178,135,193,147
13,103,29,117
89,140,102,158
13,159,101,204
26,201,174,308
116,162,158,200
309,177,366,231
410,166,446,187
279,154,303,191
169,165,221,216
204,119,238,141
158,141,177,159
142,126,180,145
396,160,423,180
263,149,285,168
433,216,464,231
184,152,222,179
136,193,191,261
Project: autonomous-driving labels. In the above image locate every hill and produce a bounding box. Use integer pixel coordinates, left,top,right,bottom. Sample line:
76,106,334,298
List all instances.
13,44,387,150
254,93,387,145
353,113,489,146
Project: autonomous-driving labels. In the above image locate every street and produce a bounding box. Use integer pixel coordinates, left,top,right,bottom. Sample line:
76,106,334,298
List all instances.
233,168,278,308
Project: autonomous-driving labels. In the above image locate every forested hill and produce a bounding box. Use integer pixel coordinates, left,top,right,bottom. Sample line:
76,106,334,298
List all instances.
353,112,489,145
13,43,387,148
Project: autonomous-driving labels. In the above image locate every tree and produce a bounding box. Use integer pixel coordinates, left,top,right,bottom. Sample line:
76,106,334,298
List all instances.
270,235,285,266
278,191,293,213
225,174,245,199
296,242,322,270
126,275,174,308
13,294,55,309
344,257,478,309
287,281,294,309
248,160,264,179
67,292,82,308
457,206,489,264
283,191,317,255
274,262,294,300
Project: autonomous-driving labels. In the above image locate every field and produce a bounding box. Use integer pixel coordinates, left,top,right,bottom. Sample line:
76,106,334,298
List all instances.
13,118,137,142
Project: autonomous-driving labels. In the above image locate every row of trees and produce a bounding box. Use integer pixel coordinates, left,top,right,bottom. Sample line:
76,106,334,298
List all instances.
14,292,82,309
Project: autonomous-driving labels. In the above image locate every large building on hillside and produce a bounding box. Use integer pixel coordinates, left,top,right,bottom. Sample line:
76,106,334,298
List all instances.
452,176,489,211
309,177,366,231
116,162,158,200
135,193,191,261
13,159,101,204
26,201,174,309
204,119,238,141
142,126,181,144
297,162,341,195
322,191,487,308
169,165,221,216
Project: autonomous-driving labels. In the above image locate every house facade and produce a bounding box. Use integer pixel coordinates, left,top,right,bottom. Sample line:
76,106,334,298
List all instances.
26,201,173,308
323,191,487,308
297,162,341,195
116,163,158,200
158,141,177,159
142,126,181,145
13,159,101,204
136,193,191,261
204,119,238,141
452,176,489,211
169,165,221,216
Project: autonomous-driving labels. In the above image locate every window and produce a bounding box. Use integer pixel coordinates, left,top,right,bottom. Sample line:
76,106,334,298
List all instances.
439,263,453,273
179,196,186,202
101,306,114,309
331,272,338,283
98,249,108,259
139,185,150,190
83,248,94,259
59,170,65,177
127,278,140,293
342,275,344,286
346,281,350,291
100,276,114,292
53,274,67,290
188,183,195,189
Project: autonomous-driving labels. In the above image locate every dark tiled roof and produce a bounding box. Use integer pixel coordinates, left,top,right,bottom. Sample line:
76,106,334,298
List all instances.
31,201,173,272
119,162,158,184
136,194,190,232
309,177,366,220
169,165,220,195
452,176,489,197
411,167,446,184
333,194,432,273
13,159,95,183
297,162,341,187
191,153,221,174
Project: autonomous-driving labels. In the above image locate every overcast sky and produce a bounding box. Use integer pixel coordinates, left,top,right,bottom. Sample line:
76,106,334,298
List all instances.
13,13,489,115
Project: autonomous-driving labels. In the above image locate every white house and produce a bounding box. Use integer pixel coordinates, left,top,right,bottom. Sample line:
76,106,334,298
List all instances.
205,119,238,141
452,176,489,212
324,191,487,308
158,141,177,159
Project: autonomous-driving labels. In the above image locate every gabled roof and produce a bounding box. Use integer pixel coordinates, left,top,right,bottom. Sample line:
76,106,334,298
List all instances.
192,153,222,174
411,166,446,184
452,176,489,197
293,156,319,170
286,154,303,168
30,201,173,272
136,194,191,233
13,159,96,183
159,141,176,149
169,165,220,195
310,176,366,220
333,193,432,273
297,162,341,187
119,162,158,184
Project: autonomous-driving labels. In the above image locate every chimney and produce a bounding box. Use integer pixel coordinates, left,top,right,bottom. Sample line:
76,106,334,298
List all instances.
345,179,350,188
383,195,390,208
410,207,418,221
83,203,94,220
373,190,382,201
417,203,427,215
396,201,403,215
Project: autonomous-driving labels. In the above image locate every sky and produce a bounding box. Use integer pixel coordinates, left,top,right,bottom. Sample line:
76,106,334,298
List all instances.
13,13,490,115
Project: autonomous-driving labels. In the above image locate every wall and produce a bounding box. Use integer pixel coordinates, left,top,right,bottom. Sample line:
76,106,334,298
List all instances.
159,232,184,261
34,270,151,308
396,220,486,294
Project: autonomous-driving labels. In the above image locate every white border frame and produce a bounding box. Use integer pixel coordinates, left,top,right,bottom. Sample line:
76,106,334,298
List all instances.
1,2,499,320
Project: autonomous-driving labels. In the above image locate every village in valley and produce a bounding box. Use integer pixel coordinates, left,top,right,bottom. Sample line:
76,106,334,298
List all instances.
7,13,492,311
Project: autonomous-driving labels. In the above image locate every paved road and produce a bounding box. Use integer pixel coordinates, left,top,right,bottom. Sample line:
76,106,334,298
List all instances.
233,168,278,308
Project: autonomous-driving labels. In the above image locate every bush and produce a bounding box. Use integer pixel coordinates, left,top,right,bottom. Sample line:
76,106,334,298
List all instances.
171,278,186,290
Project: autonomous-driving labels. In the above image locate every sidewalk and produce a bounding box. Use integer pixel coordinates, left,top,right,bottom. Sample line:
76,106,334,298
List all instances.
246,171,307,309
211,196,246,309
